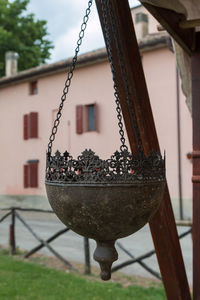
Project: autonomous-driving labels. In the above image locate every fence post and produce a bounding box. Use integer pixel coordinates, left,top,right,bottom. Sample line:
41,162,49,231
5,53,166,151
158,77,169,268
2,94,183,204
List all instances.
84,237,91,274
9,208,16,255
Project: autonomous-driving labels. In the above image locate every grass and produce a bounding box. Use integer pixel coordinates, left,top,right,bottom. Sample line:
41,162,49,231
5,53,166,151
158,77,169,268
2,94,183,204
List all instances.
0,250,166,300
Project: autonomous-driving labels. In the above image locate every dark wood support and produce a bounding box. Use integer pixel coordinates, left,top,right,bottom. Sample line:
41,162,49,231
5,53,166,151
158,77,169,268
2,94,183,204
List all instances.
9,208,16,255
143,3,195,55
24,227,70,258
95,1,191,299
192,33,200,300
115,241,161,280
84,237,91,275
15,211,75,270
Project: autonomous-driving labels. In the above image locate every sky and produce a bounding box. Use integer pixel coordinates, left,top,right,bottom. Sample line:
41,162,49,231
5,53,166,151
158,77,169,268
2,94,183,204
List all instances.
26,0,140,64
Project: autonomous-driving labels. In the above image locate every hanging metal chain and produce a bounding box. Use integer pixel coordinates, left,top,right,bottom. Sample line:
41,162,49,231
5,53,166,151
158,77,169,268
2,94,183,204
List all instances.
100,0,127,151
47,0,93,155
101,0,144,153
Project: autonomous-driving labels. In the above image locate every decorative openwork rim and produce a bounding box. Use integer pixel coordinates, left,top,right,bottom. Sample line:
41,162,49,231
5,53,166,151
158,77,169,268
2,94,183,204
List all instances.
46,149,165,184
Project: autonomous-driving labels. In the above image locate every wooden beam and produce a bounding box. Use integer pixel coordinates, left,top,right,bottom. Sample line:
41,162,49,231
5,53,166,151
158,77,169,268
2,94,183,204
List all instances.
95,1,191,299
143,3,195,55
180,19,200,29
192,32,200,300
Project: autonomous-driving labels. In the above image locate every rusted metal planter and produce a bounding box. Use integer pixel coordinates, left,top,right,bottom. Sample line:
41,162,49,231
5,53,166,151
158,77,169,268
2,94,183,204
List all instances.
45,179,165,280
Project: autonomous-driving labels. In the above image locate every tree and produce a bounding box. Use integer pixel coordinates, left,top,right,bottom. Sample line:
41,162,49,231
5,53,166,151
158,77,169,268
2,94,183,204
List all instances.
0,0,54,76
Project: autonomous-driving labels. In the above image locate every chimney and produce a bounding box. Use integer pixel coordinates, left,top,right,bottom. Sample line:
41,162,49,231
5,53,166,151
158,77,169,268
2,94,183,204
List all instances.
135,13,148,40
5,51,19,77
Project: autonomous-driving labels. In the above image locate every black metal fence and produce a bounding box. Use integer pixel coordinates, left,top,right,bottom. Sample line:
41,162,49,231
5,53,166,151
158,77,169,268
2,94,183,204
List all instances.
0,207,192,280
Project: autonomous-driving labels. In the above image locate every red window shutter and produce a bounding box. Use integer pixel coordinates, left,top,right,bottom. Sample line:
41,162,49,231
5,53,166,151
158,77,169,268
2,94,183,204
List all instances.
29,112,38,138
23,114,28,140
24,165,29,188
29,162,38,188
76,105,83,134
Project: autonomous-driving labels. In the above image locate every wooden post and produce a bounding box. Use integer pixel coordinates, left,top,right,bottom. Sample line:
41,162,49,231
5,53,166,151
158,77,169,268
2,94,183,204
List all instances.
9,208,16,255
84,237,91,274
142,3,195,55
95,1,191,299
192,32,200,300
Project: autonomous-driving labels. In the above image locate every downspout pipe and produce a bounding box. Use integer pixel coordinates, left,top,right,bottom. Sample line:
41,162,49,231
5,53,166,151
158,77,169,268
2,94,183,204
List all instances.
176,67,184,220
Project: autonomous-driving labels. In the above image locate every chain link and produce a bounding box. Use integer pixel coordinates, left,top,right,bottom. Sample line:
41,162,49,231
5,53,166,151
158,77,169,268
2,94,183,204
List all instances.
100,0,128,151
101,0,144,152
47,0,93,155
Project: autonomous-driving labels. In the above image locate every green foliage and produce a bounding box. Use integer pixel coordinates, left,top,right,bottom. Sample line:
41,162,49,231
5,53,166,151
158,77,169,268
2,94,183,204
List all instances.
0,254,166,300
0,0,53,76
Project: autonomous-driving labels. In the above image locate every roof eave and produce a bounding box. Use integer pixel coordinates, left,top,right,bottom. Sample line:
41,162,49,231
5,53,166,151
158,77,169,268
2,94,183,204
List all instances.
0,34,170,88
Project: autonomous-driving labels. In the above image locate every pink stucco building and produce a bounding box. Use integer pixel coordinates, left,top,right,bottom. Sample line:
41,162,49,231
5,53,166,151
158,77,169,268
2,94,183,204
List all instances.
0,5,192,218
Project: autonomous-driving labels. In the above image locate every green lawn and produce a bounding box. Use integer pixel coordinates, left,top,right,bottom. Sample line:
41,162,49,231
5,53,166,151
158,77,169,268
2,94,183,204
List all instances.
0,253,166,300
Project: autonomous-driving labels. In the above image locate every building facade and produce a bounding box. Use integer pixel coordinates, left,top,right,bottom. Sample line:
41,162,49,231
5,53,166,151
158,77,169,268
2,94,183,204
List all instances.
0,6,192,218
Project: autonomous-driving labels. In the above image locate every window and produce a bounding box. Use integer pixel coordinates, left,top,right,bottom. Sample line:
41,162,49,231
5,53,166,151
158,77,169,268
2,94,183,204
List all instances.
29,81,38,95
23,112,38,140
135,13,148,24
24,160,39,188
87,105,95,131
76,104,97,134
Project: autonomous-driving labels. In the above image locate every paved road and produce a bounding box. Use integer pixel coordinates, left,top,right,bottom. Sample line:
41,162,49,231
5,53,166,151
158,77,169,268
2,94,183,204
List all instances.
0,210,192,284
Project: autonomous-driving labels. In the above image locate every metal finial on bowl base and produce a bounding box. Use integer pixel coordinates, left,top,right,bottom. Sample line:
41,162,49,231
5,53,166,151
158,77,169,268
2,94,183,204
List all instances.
93,240,118,280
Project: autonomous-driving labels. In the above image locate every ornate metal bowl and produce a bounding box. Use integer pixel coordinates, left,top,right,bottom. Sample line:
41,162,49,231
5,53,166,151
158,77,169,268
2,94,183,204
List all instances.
45,149,165,280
